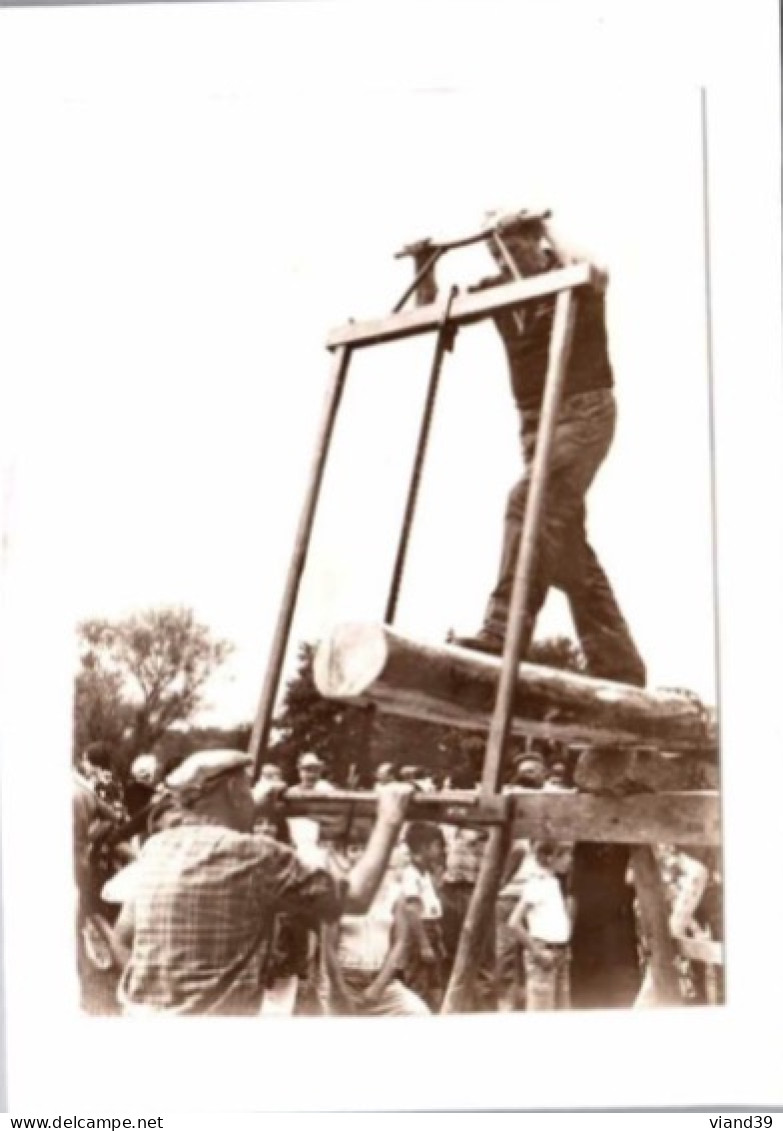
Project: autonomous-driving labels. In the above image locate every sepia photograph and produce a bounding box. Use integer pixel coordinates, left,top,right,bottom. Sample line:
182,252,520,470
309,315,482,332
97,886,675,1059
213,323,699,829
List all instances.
1,0,780,1115
59,25,719,1022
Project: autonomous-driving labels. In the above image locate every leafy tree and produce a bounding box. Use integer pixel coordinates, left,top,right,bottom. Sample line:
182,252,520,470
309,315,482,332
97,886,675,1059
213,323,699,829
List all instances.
154,723,253,772
73,665,133,759
272,635,586,787
527,635,586,673
74,605,234,772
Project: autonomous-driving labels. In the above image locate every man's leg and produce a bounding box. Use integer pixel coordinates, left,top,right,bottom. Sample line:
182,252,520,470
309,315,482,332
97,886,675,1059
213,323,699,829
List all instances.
461,391,616,652
554,514,646,686
555,949,571,1010
523,948,558,1011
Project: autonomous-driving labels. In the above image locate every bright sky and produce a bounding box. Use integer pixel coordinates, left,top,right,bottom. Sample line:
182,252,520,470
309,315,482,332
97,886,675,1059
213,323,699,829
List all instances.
0,4,715,725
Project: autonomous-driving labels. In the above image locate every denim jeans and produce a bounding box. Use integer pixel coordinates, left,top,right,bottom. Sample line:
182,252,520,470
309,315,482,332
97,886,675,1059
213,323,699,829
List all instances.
484,388,645,686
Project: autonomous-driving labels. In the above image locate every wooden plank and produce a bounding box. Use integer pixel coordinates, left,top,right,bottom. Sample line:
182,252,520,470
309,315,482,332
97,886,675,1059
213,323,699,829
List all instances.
574,747,720,795
630,846,682,1005
326,263,593,350
509,790,719,846
275,789,720,845
313,623,718,753
248,346,353,773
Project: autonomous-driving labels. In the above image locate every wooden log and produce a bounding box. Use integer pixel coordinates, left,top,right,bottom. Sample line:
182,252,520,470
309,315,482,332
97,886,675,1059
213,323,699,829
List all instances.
276,789,720,846
313,623,718,753
326,264,594,350
630,846,682,1006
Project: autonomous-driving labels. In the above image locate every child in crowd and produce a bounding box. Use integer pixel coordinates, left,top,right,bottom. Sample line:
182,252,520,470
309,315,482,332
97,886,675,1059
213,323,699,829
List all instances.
400,822,447,1011
321,827,428,1016
507,840,575,1011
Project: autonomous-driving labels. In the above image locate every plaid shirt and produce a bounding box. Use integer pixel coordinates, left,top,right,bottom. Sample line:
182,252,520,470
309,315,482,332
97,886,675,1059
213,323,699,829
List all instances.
119,821,342,1015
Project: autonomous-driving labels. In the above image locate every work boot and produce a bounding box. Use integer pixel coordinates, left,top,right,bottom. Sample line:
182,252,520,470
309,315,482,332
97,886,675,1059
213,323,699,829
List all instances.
451,629,505,657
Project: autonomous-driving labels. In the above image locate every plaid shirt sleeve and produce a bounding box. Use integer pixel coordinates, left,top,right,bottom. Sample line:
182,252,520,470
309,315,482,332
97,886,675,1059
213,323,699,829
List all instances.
252,837,345,926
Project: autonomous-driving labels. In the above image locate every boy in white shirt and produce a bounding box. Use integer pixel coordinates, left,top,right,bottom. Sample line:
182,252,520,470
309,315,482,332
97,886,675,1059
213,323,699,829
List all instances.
400,822,447,1010
508,840,575,1011
321,830,429,1016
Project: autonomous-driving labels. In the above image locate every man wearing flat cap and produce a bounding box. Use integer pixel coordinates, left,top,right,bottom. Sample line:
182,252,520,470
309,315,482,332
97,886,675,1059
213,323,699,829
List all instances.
114,749,413,1015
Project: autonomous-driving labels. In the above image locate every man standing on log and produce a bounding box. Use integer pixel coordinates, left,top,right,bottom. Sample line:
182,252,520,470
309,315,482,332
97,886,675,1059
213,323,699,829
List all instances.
453,211,645,690
440,210,647,1010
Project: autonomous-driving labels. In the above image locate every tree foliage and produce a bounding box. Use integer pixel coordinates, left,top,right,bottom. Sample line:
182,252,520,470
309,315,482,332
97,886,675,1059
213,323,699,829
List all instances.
270,635,587,786
527,635,587,673
271,642,375,785
74,605,234,771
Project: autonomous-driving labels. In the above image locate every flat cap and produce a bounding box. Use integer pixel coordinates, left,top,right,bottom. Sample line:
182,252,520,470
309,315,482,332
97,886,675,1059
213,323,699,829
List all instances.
165,749,252,798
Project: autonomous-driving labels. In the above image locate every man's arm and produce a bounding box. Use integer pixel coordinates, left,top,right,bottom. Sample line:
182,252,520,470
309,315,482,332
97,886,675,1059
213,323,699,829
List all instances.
507,894,551,966
363,898,411,1004
499,840,527,890
321,922,361,1014
253,783,414,920
342,785,413,914
542,222,609,293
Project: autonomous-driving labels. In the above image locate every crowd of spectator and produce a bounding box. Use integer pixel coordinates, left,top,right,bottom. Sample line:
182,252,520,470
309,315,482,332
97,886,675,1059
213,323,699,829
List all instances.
73,741,723,1017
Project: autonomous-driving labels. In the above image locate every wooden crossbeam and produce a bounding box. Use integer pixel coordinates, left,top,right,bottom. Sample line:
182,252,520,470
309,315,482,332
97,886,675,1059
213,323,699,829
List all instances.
326,263,594,350
278,788,720,846
313,623,718,753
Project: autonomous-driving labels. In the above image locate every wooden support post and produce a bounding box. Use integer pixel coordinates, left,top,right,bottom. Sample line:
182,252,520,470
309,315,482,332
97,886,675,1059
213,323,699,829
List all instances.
249,346,353,774
443,285,578,1013
385,289,457,624
441,820,514,1014
480,287,578,800
630,846,682,1006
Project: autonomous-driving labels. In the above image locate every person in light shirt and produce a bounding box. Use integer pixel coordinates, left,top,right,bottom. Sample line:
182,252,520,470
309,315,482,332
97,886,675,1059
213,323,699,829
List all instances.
321,828,429,1016
400,822,447,1010
507,840,575,1011
296,752,336,794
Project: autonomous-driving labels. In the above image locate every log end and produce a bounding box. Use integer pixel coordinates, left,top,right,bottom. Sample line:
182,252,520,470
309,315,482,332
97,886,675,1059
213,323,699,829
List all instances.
314,622,391,700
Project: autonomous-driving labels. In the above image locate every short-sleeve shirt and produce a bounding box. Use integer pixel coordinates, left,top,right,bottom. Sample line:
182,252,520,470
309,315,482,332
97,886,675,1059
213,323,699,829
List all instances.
400,864,442,921
517,864,571,945
332,871,402,975
492,282,614,413
119,822,342,1015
